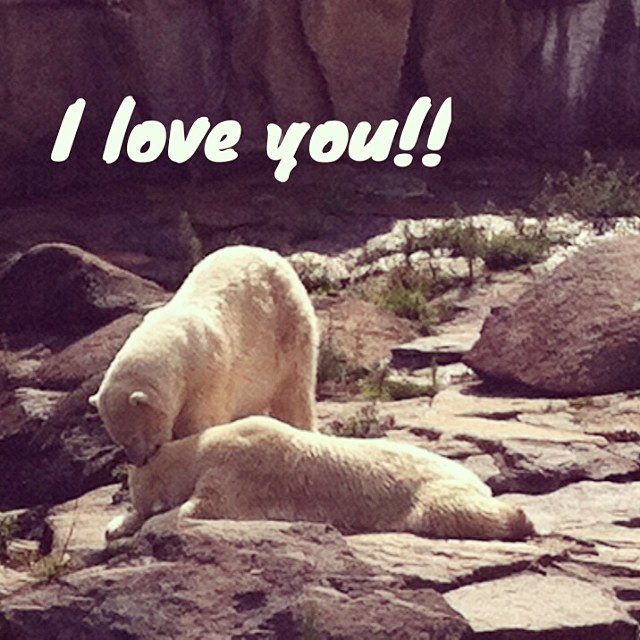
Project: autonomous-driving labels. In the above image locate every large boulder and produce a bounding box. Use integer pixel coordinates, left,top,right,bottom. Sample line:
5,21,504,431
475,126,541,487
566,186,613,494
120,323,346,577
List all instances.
0,243,167,335
222,0,330,143
464,236,640,396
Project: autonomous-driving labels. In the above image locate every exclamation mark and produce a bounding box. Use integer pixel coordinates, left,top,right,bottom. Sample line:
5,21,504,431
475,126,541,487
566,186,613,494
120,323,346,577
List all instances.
393,97,432,168
422,97,452,168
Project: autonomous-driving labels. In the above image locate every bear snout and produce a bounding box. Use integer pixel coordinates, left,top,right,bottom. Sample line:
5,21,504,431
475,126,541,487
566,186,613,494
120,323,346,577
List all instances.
125,441,160,467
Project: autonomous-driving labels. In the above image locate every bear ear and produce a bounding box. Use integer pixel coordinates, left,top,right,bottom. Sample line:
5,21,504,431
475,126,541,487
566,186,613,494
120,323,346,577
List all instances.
88,394,99,408
129,391,150,407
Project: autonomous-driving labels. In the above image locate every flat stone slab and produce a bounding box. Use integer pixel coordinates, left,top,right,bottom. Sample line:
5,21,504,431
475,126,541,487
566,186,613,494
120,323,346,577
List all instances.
345,533,559,591
391,333,479,369
48,484,122,555
444,573,638,639
502,481,640,542
388,400,607,444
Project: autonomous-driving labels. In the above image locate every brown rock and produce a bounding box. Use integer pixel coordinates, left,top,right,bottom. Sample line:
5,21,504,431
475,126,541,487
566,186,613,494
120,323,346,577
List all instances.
0,243,167,336
302,0,413,126
0,517,471,639
464,236,640,396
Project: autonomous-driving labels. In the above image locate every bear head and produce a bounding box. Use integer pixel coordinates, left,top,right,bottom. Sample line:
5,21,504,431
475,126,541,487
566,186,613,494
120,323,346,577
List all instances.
90,384,174,466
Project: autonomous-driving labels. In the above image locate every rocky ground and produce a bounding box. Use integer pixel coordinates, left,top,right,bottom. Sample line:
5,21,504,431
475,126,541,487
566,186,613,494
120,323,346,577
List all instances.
1,160,640,638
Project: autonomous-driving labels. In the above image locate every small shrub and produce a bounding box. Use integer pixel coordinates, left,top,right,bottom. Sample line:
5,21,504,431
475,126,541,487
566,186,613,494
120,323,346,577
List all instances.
316,335,368,395
328,403,395,438
369,265,456,335
0,515,17,564
481,232,550,270
176,210,203,268
30,551,71,581
360,364,437,401
531,151,640,218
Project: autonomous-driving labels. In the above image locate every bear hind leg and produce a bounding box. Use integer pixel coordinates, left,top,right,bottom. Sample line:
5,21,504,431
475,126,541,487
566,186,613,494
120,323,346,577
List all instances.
410,484,535,541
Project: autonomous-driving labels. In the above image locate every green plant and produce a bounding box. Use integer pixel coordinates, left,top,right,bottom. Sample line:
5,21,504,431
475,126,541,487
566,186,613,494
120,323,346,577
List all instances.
368,265,456,336
316,335,368,395
481,232,550,270
328,403,395,438
176,210,203,268
30,499,78,582
30,551,71,581
0,515,17,564
531,151,640,218
360,364,437,401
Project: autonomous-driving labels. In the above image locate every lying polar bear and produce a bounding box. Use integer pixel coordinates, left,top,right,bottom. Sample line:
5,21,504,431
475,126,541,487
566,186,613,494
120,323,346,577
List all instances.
106,416,534,541
90,246,318,465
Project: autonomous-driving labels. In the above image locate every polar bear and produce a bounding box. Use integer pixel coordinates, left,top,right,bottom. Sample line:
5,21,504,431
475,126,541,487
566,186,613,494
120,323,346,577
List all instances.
106,416,534,541
90,246,319,466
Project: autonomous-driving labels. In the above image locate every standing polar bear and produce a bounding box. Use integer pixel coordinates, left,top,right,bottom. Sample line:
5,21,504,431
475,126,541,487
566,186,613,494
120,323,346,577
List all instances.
91,246,319,465
106,416,534,541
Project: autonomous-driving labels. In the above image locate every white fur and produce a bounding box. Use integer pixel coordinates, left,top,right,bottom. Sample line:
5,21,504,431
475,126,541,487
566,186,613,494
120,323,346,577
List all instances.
92,246,319,465
106,416,535,542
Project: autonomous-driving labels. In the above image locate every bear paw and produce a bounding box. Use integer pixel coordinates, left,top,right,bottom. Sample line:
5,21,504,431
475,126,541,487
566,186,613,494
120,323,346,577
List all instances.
105,511,143,541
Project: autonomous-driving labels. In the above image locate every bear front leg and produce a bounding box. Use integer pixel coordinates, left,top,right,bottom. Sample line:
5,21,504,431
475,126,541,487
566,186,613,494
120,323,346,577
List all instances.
105,509,145,541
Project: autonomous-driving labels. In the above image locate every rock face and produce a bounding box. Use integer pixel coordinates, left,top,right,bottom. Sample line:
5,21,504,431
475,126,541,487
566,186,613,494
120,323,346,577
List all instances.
2,0,640,196
302,0,413,127
0,517,471,640
464,236,640,396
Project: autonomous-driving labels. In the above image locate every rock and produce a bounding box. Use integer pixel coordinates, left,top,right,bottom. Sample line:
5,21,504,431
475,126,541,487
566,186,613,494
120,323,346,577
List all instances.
0,310,149,509
418,0,533,136
487,441,640,495
346,533,556,591
503,481,640,542
302,0,413,127
0,0,225,197
391,333,479,369
0,243,167,336
222,0,330,143
0,375,124,510
30,314,143,392
289,251,353,291
315,296,417,367
417,0,640,148
0,518,471,639
445,573,638,639
47,485,124,558
465,236,640,396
